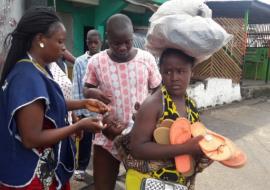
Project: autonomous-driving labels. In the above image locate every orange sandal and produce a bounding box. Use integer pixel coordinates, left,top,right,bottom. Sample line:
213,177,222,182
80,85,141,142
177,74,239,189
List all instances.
190,122,247,167
159,119,174,128
170,118,193,176
221,148,247,168
153,127,170,144
154,119,175,144
220,138,247,168
191,122,234,161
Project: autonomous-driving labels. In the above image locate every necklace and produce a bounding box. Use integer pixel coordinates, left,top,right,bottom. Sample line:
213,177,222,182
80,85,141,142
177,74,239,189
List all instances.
27,52,51,78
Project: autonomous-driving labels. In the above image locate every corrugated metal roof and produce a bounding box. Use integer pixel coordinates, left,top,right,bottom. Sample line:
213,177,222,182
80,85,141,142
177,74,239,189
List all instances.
206,0,269,4
206,0,270,23
248,24,270,47
133,32,146,49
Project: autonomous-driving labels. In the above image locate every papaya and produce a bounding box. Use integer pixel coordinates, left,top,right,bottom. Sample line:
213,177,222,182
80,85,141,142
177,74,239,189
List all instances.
153,127,170,144
170,118,193,174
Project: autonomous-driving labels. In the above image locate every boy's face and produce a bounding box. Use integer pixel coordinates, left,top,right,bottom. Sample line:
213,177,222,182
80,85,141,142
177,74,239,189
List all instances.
87,35,101,55
160,55,193,97
107,29,133,61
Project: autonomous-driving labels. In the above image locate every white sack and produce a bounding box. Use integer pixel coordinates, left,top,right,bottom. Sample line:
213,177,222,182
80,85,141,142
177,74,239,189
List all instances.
150,0,212,22
146,0,233,64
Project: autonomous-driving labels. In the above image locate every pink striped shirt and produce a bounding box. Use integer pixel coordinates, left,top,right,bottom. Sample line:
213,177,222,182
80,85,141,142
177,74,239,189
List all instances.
84,49,161,158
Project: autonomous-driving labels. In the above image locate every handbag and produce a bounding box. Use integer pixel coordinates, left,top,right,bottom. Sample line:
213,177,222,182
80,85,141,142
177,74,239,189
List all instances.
141,178,188,190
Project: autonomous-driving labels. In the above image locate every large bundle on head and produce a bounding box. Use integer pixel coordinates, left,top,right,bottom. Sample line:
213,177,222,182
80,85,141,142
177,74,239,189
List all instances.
145,0,233,64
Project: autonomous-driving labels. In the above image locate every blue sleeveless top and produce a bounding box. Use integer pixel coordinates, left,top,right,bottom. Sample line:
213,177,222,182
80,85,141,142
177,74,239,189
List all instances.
0,59,75,188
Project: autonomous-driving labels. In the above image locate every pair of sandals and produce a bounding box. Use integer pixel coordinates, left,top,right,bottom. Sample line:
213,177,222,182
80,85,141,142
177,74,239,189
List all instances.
191,122,247,168
153,118,247,176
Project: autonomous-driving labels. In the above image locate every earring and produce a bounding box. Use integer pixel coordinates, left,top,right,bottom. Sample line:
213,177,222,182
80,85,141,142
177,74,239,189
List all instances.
39,42,44,48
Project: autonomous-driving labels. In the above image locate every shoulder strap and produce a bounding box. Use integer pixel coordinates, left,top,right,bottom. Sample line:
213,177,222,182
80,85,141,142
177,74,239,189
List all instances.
159,85,179,122
185,95,200,124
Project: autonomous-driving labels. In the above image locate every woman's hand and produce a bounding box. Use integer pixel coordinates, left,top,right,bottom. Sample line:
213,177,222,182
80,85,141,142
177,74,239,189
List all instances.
84,99,109,114
184,135,204,156
102,114,125,140
76,117,103,133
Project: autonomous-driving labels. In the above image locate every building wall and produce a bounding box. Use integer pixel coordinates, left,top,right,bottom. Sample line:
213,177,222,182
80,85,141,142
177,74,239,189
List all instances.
188,78,242,109
0,0,25,53
124,11,152,27
48,0,167,57
48,0,96,57
244,47,269,81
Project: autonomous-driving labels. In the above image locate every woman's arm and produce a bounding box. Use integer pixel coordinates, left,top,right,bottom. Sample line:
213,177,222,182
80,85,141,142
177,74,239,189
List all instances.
130,93,203,160
63,49,76,64
83,83,111,105
66,99,85,111
16,99,102,149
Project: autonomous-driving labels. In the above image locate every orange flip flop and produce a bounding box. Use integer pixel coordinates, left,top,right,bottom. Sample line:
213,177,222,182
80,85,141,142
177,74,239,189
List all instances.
183,157,196,177
203,144,233,161
220,138,247,168
170,118,193,176
153,119,174,145
204,130,238,161
153,127,170,144
191,122,234,161
191,123,224,151
159,119,174,128
220,148,247,168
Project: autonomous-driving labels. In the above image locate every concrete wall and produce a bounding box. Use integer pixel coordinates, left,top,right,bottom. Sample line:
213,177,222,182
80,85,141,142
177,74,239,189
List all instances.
187,78,242,109
10,0,25,23
48,0,96,57
0,0,25,53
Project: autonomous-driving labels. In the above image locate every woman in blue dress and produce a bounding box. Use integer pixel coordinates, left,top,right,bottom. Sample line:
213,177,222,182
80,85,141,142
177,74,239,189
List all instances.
0,7,108,190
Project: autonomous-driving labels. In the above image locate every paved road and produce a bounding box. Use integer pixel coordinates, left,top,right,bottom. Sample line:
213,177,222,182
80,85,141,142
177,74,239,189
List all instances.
71,98,270,190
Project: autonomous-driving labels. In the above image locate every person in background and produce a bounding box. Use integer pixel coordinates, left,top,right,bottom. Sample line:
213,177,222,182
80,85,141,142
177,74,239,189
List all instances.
56,49,76,75
83,14,161,190
0,7,108,189
72,29,102,181
49,62,73,124
64,49,76,65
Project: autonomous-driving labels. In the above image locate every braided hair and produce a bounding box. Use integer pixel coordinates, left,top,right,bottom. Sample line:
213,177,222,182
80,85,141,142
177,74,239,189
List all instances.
0,7,61,85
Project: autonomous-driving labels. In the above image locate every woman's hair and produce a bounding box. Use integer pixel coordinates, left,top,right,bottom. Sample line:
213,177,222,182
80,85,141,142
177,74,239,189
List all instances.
159,48,195,67
0,7,61,85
